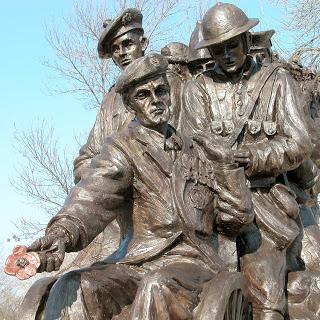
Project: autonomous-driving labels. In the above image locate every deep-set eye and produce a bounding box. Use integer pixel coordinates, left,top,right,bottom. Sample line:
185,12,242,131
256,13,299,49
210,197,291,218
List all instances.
156,86,168,96
135,90,149,100
210,47,223,55
123,39,134,48
229,42,239,49
111,45,120,53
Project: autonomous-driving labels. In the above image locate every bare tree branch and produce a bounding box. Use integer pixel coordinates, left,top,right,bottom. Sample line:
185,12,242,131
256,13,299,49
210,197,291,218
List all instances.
11,121,74,240
270,0,320,70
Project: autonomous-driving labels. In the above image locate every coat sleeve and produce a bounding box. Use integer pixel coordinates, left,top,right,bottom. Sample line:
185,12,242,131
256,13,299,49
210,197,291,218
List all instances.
47,139,133,251
244,69,313,177
213,165,254,236
73,93,114,184
181,79,211,136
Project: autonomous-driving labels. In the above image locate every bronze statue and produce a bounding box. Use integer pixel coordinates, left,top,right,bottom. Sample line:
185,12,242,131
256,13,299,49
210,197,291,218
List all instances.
5,3,320,319
250,30,275,64
182,2,313,319
161,42,191,129
70,7,148,275
17,54,254,319
188,21,214,77
74,8,148,183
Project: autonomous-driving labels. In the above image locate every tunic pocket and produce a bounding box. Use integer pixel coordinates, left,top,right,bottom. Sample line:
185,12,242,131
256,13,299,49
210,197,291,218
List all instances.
263,121,277,136
247,120,262,135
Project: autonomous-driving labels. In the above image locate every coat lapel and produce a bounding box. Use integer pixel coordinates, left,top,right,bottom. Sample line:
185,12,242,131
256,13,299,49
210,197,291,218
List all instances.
134,124,174,177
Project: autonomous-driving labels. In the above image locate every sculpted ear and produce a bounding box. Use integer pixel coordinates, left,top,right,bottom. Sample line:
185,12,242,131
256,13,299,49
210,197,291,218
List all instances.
125,104,136,115
141,36,149,52
122,95,137,115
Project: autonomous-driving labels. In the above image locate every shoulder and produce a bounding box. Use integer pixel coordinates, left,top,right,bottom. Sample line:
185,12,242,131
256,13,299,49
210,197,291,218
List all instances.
184,77,207,97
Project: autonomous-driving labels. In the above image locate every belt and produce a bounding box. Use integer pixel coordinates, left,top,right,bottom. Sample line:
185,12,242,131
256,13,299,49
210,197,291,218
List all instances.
249,177,276,189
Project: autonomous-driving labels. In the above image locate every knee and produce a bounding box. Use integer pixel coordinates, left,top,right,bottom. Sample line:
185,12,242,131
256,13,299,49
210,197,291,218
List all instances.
140,271,169,292
50,270,82,299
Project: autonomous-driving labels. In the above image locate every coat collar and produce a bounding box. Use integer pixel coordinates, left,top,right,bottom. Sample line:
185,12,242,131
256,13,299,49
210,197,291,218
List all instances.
206,57,260,83
130,121,182,177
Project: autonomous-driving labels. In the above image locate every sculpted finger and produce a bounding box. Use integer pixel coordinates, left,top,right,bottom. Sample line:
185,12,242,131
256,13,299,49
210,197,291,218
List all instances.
234,151,250,158
53,255,63,271
46,255,55,273
192,135,208,147
27,239,42,252
234,157,251,164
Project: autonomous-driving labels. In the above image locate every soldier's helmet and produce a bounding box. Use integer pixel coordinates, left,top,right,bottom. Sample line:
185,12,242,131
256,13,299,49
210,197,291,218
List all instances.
196,2,259,49
161,42,189,64
188,21,211,64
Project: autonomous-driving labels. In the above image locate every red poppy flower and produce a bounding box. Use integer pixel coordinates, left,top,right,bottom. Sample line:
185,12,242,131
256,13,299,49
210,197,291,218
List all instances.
4,245,40,280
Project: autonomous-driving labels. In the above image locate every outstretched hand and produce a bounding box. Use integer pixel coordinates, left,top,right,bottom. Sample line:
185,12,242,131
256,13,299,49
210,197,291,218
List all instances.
192,134,234,165
27,231,67,272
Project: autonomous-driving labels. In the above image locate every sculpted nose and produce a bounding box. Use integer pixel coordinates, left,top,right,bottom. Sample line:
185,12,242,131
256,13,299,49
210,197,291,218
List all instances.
151,91,160,105
223,47,230,59
119,46,126,56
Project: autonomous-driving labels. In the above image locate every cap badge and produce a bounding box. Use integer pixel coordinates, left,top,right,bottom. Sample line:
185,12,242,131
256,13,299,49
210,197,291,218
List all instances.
122,12,133,26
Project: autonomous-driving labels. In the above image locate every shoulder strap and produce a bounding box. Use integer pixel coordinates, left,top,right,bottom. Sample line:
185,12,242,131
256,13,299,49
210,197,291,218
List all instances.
225,64,281,147
203,75,222,120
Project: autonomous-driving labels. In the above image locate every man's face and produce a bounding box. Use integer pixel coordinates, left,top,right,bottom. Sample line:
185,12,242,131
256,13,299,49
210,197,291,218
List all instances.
111,31,147,69
208,35,247,74
127,76,170,130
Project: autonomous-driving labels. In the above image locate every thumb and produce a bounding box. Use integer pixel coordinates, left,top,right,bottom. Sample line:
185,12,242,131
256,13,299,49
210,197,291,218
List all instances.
192,135,208,147
27,238,42,252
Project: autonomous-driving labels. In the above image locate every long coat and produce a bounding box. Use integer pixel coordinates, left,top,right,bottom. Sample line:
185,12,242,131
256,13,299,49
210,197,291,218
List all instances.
48,121,253,269
21,121,253,319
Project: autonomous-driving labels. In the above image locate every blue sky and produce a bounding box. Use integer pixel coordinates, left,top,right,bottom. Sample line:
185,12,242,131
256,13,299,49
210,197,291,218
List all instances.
0,0,293,259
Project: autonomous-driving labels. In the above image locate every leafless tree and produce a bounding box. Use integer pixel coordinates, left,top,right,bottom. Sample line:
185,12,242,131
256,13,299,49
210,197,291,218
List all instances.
44,0,182,109
11,121,74,240
270,0,320,70
12,0,211,241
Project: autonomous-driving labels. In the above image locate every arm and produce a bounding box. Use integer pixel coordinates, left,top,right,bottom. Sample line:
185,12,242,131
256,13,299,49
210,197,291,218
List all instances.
29,139,133,271
181,79,211,136
73,92,115,183
242,69,313,177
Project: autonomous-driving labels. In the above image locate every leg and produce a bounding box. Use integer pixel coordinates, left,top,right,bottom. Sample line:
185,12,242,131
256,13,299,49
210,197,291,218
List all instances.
239,228,287,320
43,264,142,320
130,260,215,320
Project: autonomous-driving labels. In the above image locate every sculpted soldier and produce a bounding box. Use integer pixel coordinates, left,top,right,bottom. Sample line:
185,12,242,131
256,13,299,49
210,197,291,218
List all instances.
250,29,275,64
188,21,213,77
182,3,313,319
20,54,253,319
73,8,148,183
161,42,191,128
68,8,149,270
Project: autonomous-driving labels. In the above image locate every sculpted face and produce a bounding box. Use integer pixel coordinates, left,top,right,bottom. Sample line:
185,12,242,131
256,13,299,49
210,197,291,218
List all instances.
127,76,170,130
208,34,247,74
111,31,147,69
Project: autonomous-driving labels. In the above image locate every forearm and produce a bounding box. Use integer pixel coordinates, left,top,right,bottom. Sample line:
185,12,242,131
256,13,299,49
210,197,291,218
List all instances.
244,135,312,178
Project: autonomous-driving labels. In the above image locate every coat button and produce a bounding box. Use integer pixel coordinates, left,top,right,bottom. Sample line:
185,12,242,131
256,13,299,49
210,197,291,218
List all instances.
237,100,243,106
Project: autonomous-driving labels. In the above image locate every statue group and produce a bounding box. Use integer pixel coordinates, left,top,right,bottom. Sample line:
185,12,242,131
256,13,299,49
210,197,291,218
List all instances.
8,2,320,320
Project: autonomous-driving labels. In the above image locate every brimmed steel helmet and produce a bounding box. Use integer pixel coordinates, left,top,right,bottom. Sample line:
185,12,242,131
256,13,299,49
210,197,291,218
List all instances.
161,42,189,63
188,21,211,64
196,2,259,49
